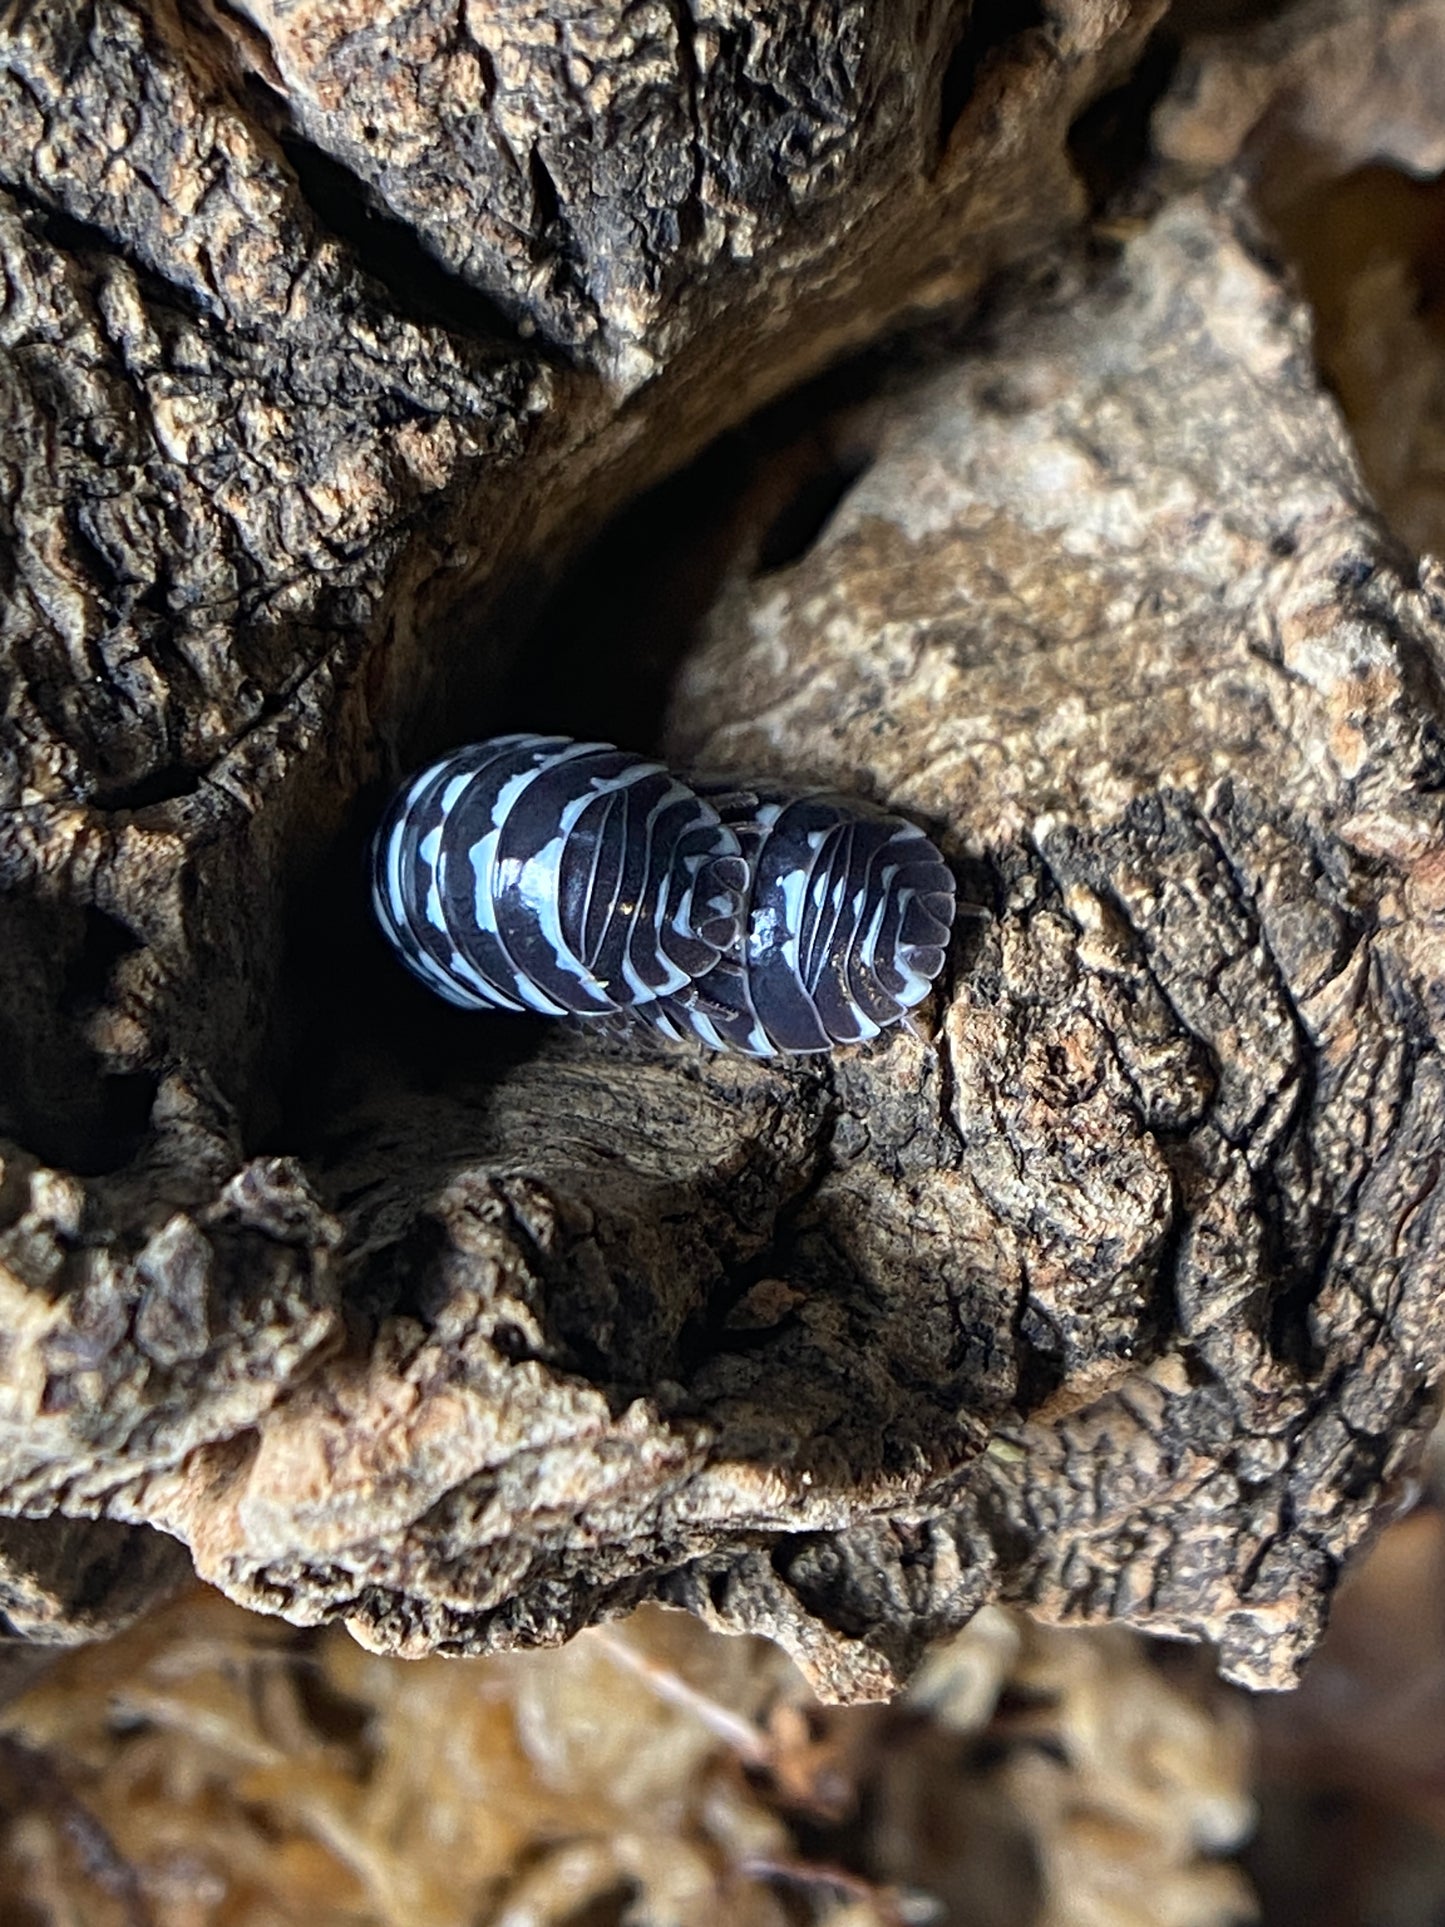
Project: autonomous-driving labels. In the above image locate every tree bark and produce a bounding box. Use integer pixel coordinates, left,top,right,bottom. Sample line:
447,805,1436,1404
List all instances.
0,0,1442,1697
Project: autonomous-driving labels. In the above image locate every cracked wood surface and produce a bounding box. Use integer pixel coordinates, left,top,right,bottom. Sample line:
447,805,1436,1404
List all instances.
0,0,1443,1696
665,188,1445,1687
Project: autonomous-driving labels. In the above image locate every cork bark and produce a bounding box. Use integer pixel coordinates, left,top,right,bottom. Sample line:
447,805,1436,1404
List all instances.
0,0,1442,1696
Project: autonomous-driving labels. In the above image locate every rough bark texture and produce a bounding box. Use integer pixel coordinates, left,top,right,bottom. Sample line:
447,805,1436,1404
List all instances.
664,187,1445,1691
0,0,1442,1695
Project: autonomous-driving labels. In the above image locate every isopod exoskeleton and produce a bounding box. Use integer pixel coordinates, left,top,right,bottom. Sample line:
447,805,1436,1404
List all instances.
370,736,956,1055
370,734,750,1017
635,784,956,1056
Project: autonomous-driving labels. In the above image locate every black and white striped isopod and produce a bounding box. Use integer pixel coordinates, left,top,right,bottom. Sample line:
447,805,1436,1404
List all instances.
637,782,956,1057
371,734,749,1016
370,734,956,1056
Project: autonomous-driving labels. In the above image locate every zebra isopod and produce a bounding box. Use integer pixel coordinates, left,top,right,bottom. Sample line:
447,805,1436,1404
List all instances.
370,734,956,1057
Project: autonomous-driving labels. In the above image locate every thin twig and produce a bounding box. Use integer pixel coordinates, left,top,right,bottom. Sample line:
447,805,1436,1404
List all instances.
741,1852,943,1925
587,1626,774,1769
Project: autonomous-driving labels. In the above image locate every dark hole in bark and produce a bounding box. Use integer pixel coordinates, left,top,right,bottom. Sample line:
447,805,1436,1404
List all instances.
57,1072,157,1180
0,905,158,1177
752,452,870,577
60,908,141,1018
939,0,1049,157
527,145,563,245
1011,1343,1066,1416
502,428,767,750
341,1209,461,1331
770,1534,869,1637
1066,30,1181,216
7,1062,158,1182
